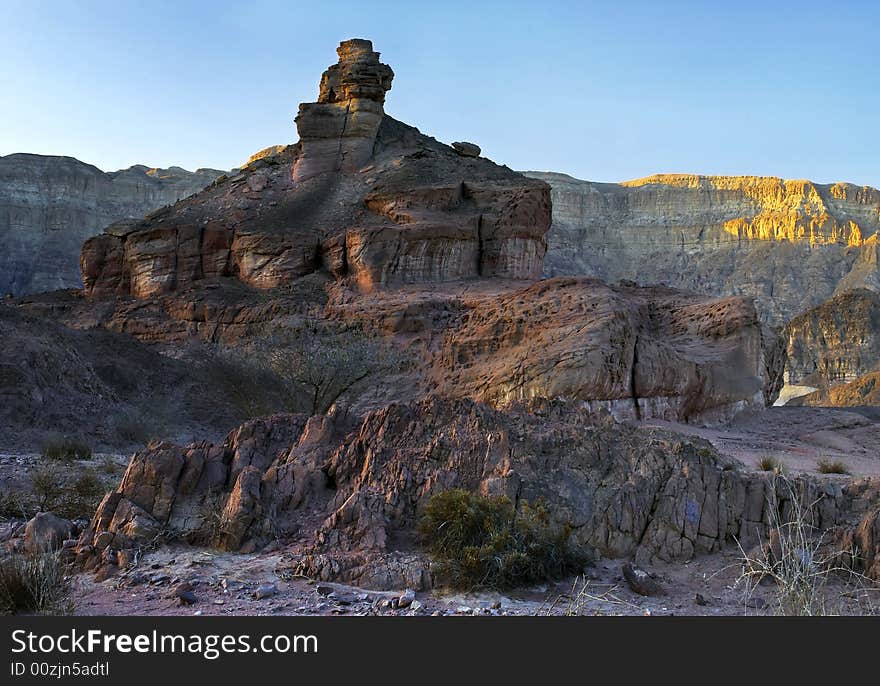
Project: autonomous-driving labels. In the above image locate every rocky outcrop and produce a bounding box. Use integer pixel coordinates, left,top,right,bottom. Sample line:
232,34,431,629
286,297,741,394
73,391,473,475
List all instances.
525,172,880,326
80,40,550,299
782,289,880,388
293,38,394,181
792,372,880,407
76,398,864,588
0,154,223,296
429,278,767,421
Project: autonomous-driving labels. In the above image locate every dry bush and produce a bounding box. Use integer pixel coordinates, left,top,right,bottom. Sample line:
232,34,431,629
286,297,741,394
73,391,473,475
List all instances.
418,489,584,590
817,459,850,475
41,435,92,462
758,455,784,473
737,475,877,616
0,549,71,615
20,466,109,520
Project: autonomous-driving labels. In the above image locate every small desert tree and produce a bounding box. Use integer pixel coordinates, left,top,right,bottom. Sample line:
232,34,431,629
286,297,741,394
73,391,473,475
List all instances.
261,323,387,416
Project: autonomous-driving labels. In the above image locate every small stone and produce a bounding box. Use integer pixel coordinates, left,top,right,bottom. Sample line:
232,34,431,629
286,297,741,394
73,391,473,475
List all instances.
254,583,277,599
315,584,334,596
695,593,711,606
622,563,666,597
177,589,197,606
397,588,416,609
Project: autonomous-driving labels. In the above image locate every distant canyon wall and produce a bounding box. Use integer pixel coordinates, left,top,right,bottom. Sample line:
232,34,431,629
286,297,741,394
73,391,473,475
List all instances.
526,172,880,327
0,153,224,296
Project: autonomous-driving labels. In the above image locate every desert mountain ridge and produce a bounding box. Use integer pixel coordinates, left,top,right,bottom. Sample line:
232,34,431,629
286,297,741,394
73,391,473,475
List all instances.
0,153,227,296
525,170,880,328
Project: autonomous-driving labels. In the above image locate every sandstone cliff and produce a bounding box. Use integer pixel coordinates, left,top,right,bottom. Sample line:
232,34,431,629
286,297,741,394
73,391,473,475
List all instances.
0,154,223,295
782,289,880,389
526,172,880,326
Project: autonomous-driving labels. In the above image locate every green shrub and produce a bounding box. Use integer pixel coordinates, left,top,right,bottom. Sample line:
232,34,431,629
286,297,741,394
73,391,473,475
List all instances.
0,550,70,615
817,459,850,475
41,436,92,462
417,489,584,590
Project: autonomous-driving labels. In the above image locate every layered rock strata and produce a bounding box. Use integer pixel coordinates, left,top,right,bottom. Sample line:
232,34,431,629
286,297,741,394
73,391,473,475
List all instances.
526,172,880,326
0,154,223,295
782,289,880,388
81,41,550,297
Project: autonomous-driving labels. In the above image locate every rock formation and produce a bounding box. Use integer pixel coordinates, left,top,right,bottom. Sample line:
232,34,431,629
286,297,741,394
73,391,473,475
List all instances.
428,278,765,421
293,38,394,181
66,39,774,421
526,172,880,327
782,289,880,390
0,154,223,295
80,41,550,298
75,398,879,588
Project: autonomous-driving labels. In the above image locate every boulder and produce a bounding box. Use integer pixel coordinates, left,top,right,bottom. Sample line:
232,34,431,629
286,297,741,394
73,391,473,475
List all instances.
451,142,481,157
24,512,74,553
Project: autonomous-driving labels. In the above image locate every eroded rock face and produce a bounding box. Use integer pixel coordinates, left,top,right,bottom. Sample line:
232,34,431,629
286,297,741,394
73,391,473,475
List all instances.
783,289,880,388
0,154,223,296
76,398,864,588
294,39,394,181
429,278,767,421
80,41,550,298
526,172,880,326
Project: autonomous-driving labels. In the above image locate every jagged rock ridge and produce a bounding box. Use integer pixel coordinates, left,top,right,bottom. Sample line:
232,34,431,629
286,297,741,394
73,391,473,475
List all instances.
75,399,879,588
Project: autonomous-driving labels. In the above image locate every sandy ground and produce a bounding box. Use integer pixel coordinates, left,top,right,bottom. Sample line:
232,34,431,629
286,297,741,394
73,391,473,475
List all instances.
647,406,880,478
68,543,878,617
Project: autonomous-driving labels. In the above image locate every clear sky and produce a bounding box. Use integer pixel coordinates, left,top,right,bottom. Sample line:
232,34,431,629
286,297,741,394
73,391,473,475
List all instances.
2,0,878,186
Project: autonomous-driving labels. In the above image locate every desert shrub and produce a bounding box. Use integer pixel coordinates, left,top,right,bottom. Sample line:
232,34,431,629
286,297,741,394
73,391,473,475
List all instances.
0,490,28,519
201,347,285,419
41,435,92,462
758,455,784,473
0,550,70,615
26,467,106,519
113,415,153,445
56,469,106,519
737,475,876,616
30,466,64,512
817,459,850,475
97,455,123,476
418,489,584,590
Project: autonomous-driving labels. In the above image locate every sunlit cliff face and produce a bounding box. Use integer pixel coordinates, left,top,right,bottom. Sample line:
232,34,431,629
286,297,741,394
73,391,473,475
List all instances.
623,174,880,247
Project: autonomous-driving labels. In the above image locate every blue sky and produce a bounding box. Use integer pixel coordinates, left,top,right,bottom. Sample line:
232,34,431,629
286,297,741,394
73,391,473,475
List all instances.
1,0,878,186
